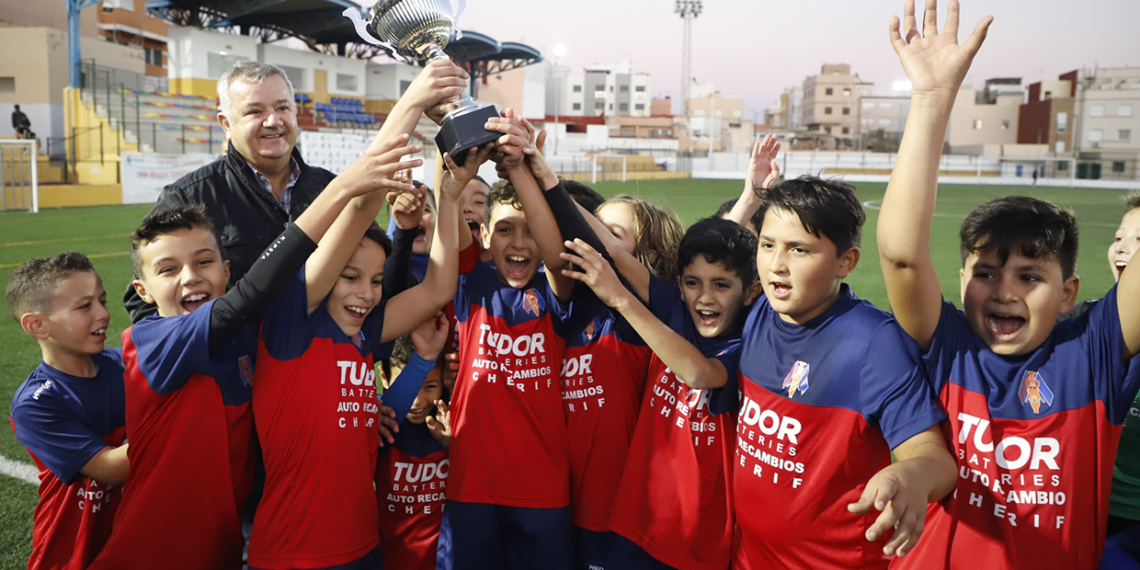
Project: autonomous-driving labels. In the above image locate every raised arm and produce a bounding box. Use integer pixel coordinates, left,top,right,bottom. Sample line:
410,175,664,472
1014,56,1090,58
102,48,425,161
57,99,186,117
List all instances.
562,238,729,389
726,135,781,227
303,136,424,311
487,110,575,301
877,0,991,350
381,145,497,343
368,60,467,153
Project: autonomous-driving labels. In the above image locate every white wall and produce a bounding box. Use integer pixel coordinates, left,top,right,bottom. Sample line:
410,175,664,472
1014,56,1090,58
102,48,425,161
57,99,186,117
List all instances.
166,27,257,81
521,62,546,120
259,44,366,98
365,62,419,100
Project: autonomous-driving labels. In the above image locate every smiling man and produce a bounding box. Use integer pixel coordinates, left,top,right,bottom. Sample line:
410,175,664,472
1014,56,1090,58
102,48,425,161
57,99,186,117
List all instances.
122,61,335,323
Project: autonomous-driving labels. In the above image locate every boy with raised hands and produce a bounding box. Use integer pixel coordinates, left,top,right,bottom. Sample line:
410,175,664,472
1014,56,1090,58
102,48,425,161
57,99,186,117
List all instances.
436,109,578,570
245,63,487,570
717,135,954,569
8,252,128,570
87,133,423,570
878,1,1140,568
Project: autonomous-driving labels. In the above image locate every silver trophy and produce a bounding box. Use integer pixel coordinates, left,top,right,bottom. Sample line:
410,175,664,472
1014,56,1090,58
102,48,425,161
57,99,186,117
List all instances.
362,0,500,164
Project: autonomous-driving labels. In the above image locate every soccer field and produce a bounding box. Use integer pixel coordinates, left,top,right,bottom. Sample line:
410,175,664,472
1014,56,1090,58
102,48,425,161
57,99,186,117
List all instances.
0,179,1129,568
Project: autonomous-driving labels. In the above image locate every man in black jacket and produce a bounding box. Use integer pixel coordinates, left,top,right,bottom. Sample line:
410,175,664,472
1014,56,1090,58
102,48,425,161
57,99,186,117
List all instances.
125,59,469,322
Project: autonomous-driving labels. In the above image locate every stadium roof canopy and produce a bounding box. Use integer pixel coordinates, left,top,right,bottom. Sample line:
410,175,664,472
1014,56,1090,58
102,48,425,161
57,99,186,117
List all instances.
145,0,542,78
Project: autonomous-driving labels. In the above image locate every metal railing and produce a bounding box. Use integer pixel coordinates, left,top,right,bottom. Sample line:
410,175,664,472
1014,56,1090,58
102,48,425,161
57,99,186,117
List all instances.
0,139,39,212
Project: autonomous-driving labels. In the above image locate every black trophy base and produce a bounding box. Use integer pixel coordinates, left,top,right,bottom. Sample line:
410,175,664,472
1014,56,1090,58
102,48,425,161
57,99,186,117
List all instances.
435,105,501,167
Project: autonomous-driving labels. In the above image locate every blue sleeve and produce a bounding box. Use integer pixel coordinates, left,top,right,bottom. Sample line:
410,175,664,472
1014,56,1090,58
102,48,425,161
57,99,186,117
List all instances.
708,342,743,416
864,320,947,449
12,390,108,485
131,302,214,395
921,301,971,394
647,274,683,325
384,353,435,423
260,269,318,361
1087,285,1134,424
454,263,489,324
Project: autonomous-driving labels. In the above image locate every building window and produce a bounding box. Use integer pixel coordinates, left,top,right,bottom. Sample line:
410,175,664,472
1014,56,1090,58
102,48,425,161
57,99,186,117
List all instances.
714,109,722,117
572,102,582,111
842,107,850,115
594,86,605,93
825,107,833,115
145,47,164,67
595,102,605,110
336,73,357,91
1090,129,1104,142
1057,112,1068,133
881,103,892,109
572,85,582,92
973,119,983,130
825,126,832,134
843,88,851,97
880,118,891,126
694,109,704,116
635,103,645,110
1056,160,1069,171
1091,105,1105,117
1122,129,1132,141
621,128,636,137
279,65,305,91
635,85,646,92
825,88,833,96
619,103,629,112
399,80,411,95
649,129,659,137
1121,104,1134,117
609,86,614,93
1001,120,1010,130
608,103,613,111
620,85,629,92
1114,161,1127,173
0,77,13,94
863,102,874,110
842,127,850,135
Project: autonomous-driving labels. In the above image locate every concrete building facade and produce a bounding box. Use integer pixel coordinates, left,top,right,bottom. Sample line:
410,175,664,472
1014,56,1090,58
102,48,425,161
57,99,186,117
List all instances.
1076,66,1140,180
545,62,651,118
946,81,1022,154
802,64,861,143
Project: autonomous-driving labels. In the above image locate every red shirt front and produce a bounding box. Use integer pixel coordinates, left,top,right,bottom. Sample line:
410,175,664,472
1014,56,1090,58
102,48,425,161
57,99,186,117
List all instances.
91,303,257,570
448,261,571,508
376,439,448,570
562,296,650,531
249,275,390,569
606,277,740,570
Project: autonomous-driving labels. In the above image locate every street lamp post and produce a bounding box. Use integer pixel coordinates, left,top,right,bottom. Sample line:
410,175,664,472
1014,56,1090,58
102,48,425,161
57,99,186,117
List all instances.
552,45,567,156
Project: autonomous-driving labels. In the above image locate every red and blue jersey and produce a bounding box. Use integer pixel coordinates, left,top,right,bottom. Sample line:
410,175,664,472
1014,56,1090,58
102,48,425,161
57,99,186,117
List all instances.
561,293,651,532
249,272,391,569
894,286,1138,570
91,302,257,570
10,350,126,570
448,259,571,508
377,422,448,570
725,285,945,570
607,275,741,570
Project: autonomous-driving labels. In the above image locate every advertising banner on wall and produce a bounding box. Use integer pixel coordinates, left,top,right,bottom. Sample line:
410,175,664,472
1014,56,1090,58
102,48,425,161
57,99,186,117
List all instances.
120,153,220,204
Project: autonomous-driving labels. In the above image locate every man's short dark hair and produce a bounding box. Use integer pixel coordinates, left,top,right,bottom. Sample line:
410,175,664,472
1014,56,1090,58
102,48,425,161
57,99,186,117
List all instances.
678,217,758,286
1125,190,1140,213
563,180,605,214
130,205,216,277
485,180,522,226
6,252,96,322
959,196,1079,279
716,198,764,232
758,176,865,255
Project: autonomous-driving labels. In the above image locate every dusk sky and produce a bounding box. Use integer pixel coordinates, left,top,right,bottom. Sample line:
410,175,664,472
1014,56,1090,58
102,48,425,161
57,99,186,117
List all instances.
362,0,1140,118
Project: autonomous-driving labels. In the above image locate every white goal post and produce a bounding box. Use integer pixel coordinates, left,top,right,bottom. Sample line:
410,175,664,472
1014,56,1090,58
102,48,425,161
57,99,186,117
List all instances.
0,139,39,213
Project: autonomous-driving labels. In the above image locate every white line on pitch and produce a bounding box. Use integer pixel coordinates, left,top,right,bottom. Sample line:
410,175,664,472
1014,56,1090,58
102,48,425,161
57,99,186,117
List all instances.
0,455,38,485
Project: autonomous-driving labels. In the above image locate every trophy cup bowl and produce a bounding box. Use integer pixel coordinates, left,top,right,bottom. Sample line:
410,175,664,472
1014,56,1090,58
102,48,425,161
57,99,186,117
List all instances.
367,0,501,165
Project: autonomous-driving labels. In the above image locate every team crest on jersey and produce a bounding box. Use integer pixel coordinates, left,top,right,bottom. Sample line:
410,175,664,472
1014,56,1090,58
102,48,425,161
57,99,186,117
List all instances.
584,319,598,341
1018,370,1054,414
237,355,254,387
522,288,543,317
782,360,810,398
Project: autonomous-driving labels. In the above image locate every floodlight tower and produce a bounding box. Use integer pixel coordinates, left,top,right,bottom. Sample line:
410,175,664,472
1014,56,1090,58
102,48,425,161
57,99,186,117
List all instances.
675,0,702,113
